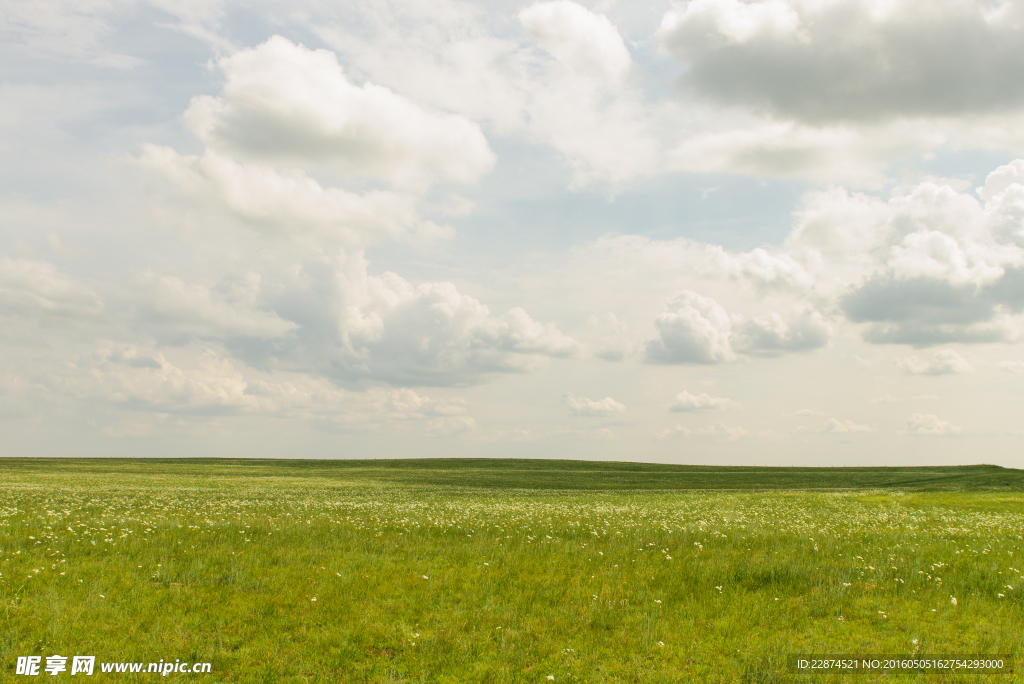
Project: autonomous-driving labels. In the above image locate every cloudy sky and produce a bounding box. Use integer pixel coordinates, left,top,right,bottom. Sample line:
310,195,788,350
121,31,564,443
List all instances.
3,0,1024,465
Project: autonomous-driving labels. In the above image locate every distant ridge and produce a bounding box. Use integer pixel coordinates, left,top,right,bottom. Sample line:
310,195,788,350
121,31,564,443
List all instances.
2,458,1022,491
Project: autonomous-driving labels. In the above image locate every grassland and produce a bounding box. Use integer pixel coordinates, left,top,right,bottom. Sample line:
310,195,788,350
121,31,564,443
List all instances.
2,459,1023,683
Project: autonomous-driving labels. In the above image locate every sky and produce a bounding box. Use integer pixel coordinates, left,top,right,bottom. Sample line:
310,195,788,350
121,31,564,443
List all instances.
3,0,1024,466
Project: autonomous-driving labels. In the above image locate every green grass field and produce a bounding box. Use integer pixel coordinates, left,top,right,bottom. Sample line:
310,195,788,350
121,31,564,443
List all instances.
2,459,1023,682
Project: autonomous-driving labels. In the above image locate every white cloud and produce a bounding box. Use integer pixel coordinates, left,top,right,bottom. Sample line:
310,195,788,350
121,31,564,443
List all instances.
896,350,973,375
120,270,297,342
660,421,747,439
49,344,471,429
980,159,1024,202
732,309,830,356
426,415,477,436
184,36,495,189
658,0,1024,124
786,186,896,262
643,289,829,363
821,417,872,434
888,231,1007,287
561,160,1024,373
794,408,825,416
790,173,1024,346
311,1,660,189
61,347,262,416
644,290,734,364
0,258,296,345
564,393,625,417
308,0,530,134
997,360,1024,373
137,146,444,245
344,279,580,384
650,0,1024,182
905,412,963,436
230,1,1024,187
659,0,801,45
669,390,735,412
843,279,1015,345
668,114,944,187
1,252,578,388
0,258,103,323
237,252,582,386
520,1,632,83
667,112,954,185
377,388,468,419
710,246,814,293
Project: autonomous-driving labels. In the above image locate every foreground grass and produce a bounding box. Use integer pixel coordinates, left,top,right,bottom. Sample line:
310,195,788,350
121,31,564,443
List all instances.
1,459,1022,682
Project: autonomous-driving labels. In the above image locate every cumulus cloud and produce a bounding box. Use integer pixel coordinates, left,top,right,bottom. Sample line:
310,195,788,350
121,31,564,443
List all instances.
794,408,825,416
668,120,938,186
669,390,735,412
644,290,829,363
0,258,103,322
240,0,1024,186
61,348,268,416
564,393,626,416
905,412,963,435
896,350,973,375
696,421,745,438
1,252,578,388
50,345,472,432
710,246,814,293
787,170,1024,346
661,0,800,45
120,271,297,343
137,145,445,245
183,36,495,189
659,421,747,439
344,280,580,384
579,165,1024,359
821,418,872,434
997,360,1024,373
520,1,631,82
0,259,295,345
516,4,657,188
644,290,734,364
732,310,830,356
835,202,1019,342
220,251,583,386
309,1,659,189
110,270,316,350
658,0,1024,124
786,186,896,261
426,415,477,436
842,278,1008,345
980,159,1024,203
